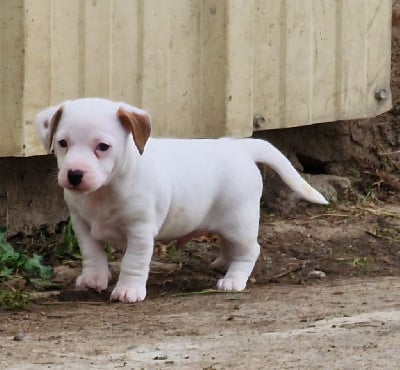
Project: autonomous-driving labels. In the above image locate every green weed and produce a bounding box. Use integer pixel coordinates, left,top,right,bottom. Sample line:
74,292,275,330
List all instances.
372,225,400,241
0,228,55,290
55,219,81,260
166,242,181,257
56,219,116,261
264,256,273,271
351,256,368,269
337,255,369,274
0,290,30,310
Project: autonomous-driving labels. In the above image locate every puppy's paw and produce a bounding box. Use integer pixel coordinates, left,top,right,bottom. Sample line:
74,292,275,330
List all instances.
110,283,146,303
217,276,247,291
76,269,110,292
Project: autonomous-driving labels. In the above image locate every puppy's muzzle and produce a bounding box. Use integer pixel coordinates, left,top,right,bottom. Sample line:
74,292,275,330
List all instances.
67,169,84,187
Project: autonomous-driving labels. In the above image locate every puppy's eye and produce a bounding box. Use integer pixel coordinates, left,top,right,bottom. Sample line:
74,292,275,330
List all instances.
96,143,110,152
58,139,68,148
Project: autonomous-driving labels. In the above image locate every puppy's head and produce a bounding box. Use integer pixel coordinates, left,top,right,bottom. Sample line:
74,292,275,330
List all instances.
35,98,151,193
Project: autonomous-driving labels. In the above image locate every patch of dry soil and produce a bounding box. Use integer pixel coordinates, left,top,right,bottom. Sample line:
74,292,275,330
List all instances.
1,201,400,369
1,278,400,369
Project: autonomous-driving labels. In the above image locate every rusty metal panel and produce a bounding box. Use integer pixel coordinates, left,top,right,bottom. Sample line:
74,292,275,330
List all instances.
0,0,392,156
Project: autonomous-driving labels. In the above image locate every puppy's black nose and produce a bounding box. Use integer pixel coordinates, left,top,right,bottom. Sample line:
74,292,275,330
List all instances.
67,169,84,186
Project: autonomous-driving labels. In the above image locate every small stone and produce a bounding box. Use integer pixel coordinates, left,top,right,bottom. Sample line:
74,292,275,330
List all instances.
13,333,26,341
153,355,168,360
308,270,326,279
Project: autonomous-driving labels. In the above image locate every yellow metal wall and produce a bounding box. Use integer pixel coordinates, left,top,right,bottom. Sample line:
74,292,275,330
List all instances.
0,0,24,156
0,0,392,156
252,0,392,129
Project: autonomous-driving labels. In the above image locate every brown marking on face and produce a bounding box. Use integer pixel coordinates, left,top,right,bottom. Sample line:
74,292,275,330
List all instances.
117,107,151,155
48,106,64,151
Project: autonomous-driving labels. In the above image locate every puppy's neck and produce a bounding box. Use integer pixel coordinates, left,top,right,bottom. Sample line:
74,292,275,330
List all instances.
112,137,141,180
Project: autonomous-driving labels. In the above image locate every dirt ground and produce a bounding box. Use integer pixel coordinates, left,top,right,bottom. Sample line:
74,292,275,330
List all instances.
2,198,400,369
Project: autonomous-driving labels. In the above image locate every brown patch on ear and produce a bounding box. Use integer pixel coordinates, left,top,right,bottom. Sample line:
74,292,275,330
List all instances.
117,107,151,155
48,106,64,151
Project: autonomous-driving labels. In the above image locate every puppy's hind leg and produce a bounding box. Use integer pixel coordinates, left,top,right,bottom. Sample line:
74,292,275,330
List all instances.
211,196,261,291
215,236,260,291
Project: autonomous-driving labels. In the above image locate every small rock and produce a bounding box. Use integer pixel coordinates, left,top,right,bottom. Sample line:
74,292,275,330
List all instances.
308,270,326,279
153,355,168,361
52,265,79,286
13,333,26,341
306,174,352,202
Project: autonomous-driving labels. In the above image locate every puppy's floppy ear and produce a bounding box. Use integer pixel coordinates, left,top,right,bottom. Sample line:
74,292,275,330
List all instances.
35,104,65,153
117,106,151,155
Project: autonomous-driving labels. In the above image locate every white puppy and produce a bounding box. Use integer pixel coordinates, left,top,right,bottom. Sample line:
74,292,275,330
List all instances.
36,98,327,303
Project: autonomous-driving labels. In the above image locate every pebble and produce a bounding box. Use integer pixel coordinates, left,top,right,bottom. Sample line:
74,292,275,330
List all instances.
13,333,26,341
308,270,327,279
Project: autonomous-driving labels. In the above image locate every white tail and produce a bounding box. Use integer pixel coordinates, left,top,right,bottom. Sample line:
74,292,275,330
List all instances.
240,139,328,205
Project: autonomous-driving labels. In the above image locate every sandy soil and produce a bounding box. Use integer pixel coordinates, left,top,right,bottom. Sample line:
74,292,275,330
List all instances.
1,200,400,369
1,278,400,369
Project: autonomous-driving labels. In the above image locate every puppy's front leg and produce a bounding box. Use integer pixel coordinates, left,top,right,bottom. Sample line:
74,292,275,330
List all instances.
71,214,111,292
110,226,154,303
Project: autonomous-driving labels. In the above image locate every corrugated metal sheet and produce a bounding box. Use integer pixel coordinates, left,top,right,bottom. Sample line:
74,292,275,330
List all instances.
0,0,24,156
0,0,392,156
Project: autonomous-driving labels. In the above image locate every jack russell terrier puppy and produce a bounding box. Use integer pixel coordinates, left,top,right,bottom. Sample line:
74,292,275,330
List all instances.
36,98,328,303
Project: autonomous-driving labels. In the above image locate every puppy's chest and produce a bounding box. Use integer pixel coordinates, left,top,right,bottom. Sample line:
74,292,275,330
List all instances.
79,202,126,245
90,218,125,245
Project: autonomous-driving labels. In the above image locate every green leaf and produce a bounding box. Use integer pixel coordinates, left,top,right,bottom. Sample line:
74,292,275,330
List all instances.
0,240,24,280
0,266,13,278
23,254,53,280
0,243,20,264
0,229,54,286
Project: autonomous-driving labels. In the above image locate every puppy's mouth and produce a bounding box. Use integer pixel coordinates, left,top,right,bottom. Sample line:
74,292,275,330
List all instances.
66,185,88,192
59,180,95,193
58,169,105,194
63,183,99,194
